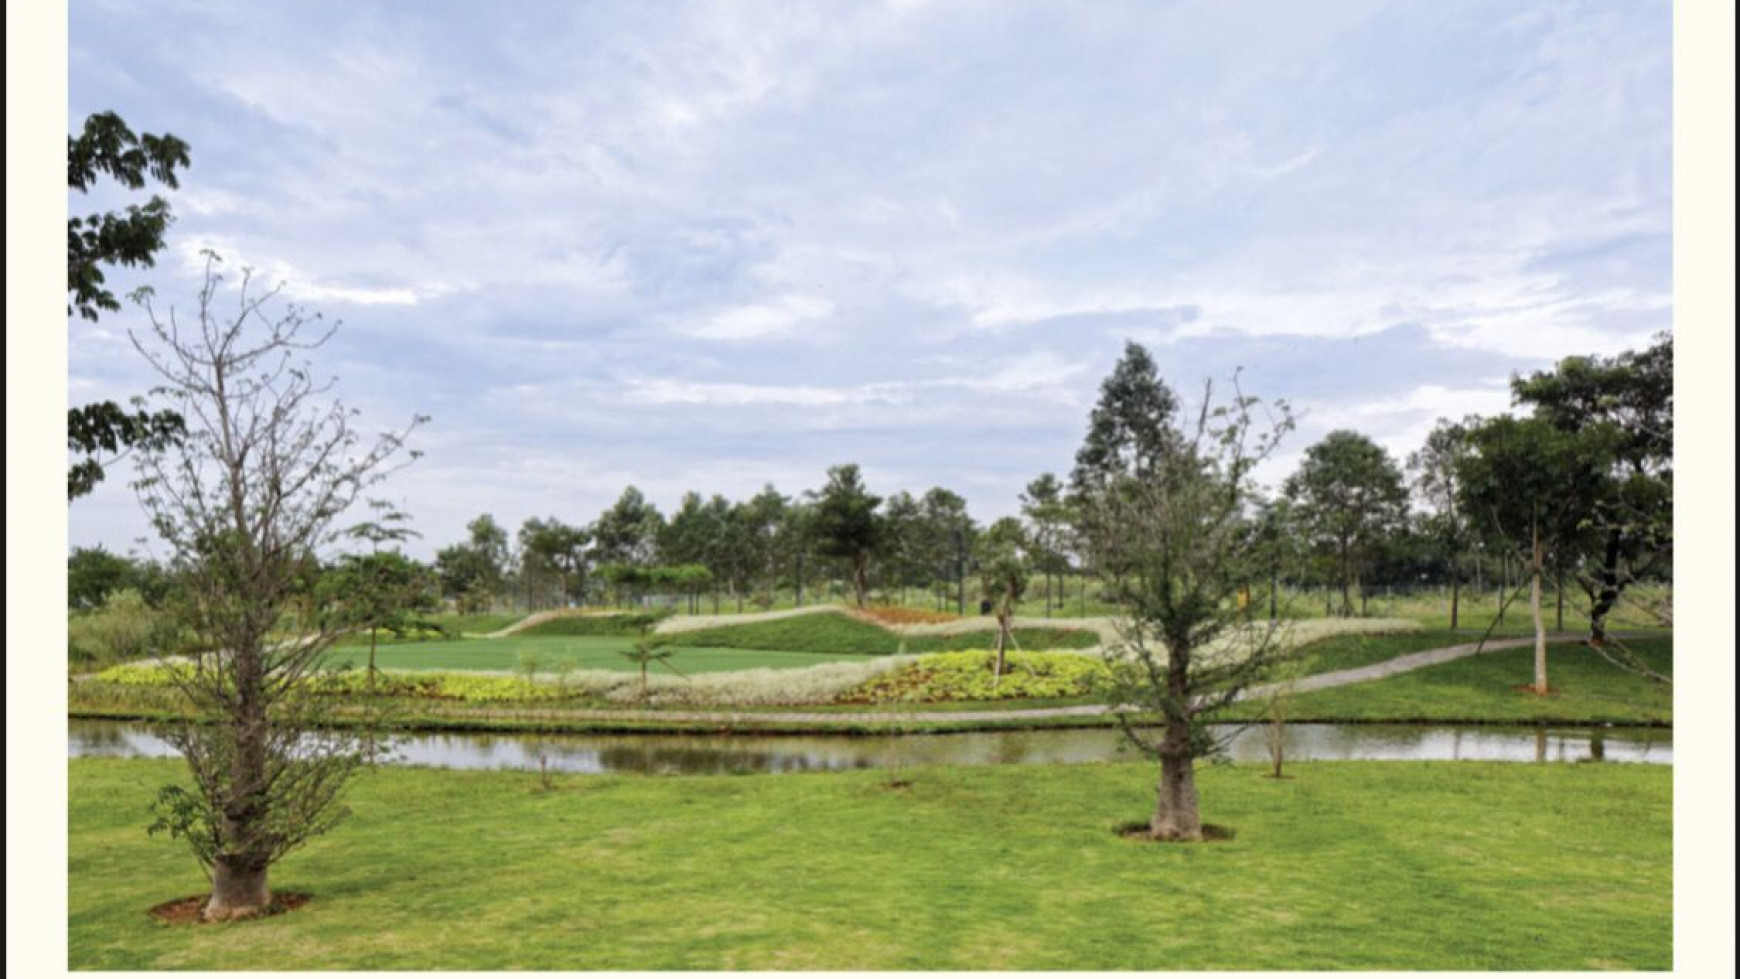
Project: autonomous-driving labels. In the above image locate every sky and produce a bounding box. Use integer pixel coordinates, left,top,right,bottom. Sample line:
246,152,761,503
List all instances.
66,0,1672,560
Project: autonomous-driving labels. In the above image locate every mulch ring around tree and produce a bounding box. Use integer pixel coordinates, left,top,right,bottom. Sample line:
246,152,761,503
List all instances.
148,892,312,925
1114,819,1237,843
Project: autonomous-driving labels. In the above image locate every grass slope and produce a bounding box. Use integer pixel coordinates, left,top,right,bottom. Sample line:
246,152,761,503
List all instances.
1227,639,1674,725
70,758,1669,970
673,611,1097,656
320,635,876,674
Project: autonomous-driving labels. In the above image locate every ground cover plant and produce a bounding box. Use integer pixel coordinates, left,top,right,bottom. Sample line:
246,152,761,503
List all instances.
68,758,1670,970
842,650,1108,703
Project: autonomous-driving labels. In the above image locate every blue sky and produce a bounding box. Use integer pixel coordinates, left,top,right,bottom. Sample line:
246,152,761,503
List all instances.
67,0,1672,559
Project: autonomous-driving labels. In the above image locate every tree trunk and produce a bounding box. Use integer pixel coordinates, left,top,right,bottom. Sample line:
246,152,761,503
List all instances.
1151,739,1203,841
1589,529,1621,644
1530,527,1548,695
1555,569,1565,632
204,860,271,920
993,610,1008,683
1450,562,1460,630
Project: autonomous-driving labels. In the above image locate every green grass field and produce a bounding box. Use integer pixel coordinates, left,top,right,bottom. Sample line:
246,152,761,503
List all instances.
670,611,1098,655
68,758,1670,970
321,635,879,674
1227,638,1674,725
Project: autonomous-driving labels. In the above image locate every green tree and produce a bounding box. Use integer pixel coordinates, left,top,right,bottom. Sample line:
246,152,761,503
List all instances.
1511,334,1673,642
1284,430,1409,617
319,551,438,683
435,515,510,611
1457,415,1620,694
67,546,142,610
518,517,591,609
1071,340,1182,489
976,517,1031,680
917,487,976,612
1408,417,1478,629
66,112,192,499
590,487,665,568
1079,374,1295,841
809,464,883,607
330,500,429,682
877,490,926,605
1020,473,1073,617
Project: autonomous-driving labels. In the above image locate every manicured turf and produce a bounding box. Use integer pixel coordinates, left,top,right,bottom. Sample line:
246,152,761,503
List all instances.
514,612,668,638
321,635,876,674
672,611,1098,655
68,758,1669,970
1229,638,1674,725
1287,628,1471,675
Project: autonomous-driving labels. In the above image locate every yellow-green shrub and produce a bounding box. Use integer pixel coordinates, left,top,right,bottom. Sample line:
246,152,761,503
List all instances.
843,650,1109,703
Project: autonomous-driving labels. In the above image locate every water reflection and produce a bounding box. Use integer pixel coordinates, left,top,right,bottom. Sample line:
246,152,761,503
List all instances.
69,720,1671,775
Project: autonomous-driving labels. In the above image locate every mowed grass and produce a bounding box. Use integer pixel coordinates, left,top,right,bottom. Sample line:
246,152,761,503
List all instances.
69,758,1669,971
672,611,1098,655
321,635,876,674
1228,638,1674,725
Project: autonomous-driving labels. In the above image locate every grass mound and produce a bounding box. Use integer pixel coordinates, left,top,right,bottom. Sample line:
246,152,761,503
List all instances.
675,611,1100,656
675,611,907,654
515,612,668,638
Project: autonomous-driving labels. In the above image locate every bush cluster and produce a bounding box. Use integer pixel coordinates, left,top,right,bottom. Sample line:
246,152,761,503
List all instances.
66,589,181,671
842,650,1110,703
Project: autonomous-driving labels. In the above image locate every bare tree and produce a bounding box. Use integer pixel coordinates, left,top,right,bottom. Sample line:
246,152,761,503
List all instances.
1079,372,1294,841
130,252,424,920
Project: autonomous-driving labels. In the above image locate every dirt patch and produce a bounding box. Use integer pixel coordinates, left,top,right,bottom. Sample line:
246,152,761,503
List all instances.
1114,819,1237,843
148,891,312,925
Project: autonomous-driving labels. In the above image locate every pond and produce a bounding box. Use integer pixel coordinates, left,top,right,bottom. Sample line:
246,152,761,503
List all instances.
69,719,1671,775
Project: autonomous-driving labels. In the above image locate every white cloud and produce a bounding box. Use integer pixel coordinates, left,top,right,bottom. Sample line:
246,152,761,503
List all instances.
684,295,835,341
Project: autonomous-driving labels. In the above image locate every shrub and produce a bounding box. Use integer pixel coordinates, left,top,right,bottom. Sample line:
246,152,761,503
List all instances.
904,627,1099,653
842,650,1110,703
66,589,178,671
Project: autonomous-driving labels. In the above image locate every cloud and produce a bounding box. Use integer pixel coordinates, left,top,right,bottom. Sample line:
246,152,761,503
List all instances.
683,295,835,340
65,0,1671,555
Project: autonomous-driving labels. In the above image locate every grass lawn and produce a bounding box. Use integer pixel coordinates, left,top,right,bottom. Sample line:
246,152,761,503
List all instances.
321,635,877,674
69,758,1669,970
1227,638,1674,725
670,611,1098,656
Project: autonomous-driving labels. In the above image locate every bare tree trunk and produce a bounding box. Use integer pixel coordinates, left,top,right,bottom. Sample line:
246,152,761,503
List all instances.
205,859,271,920
1530,527,1548,695
1589,530,1621,644
1152,736,1203,841
1555,568,1564,632
1150,654,1203,841
1450,560,1460,630
993,606,1010,682
208,661,273,919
